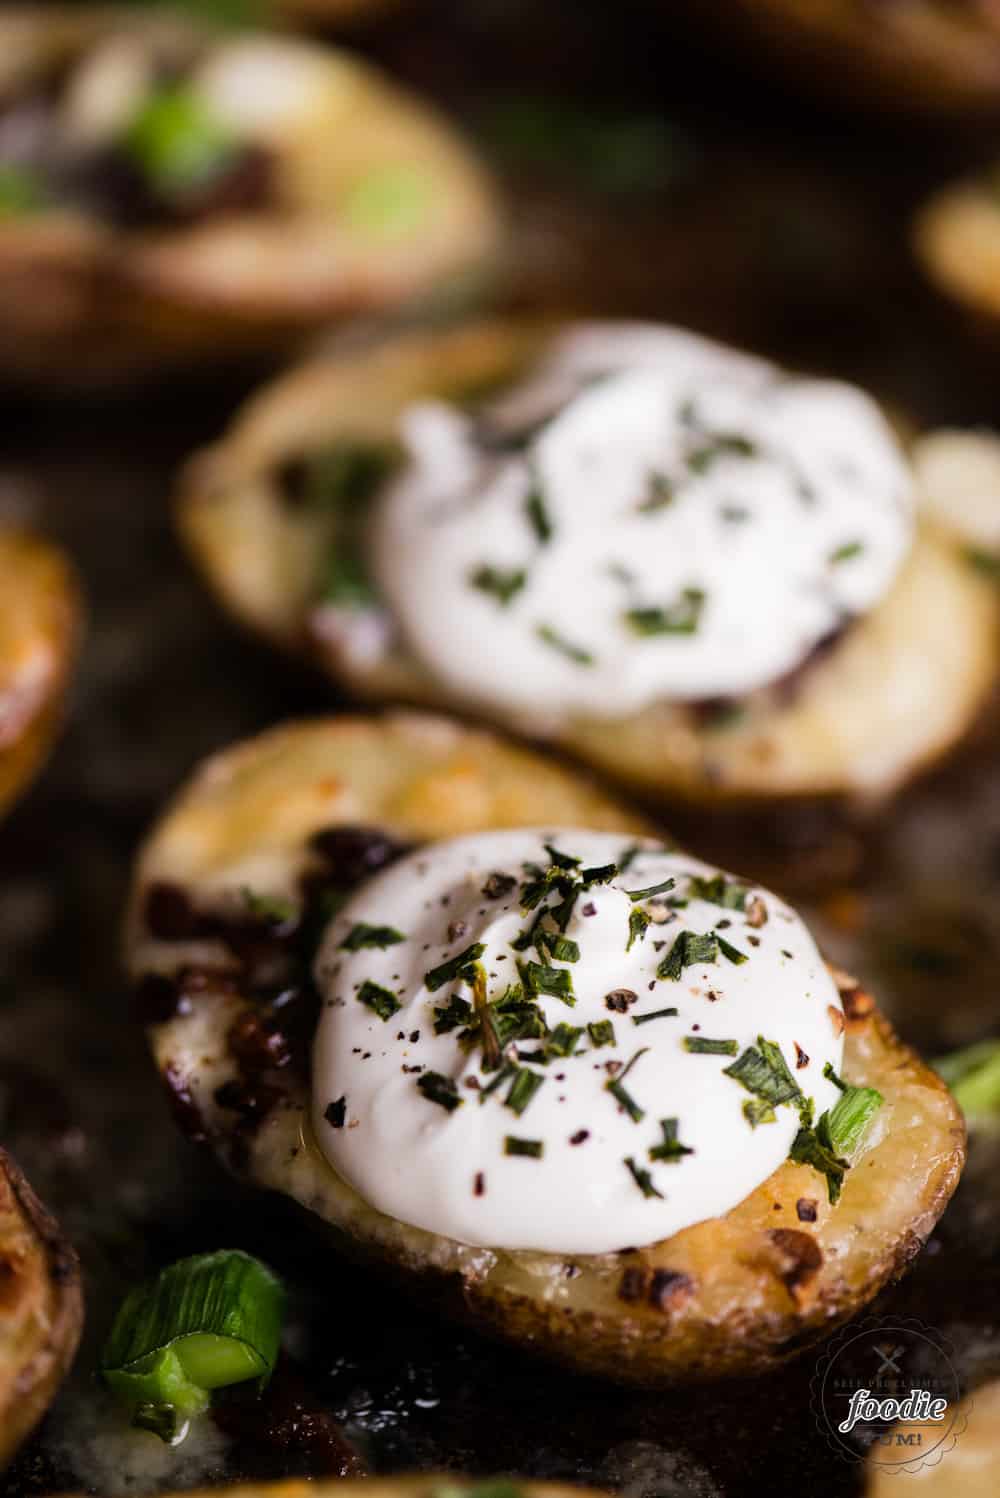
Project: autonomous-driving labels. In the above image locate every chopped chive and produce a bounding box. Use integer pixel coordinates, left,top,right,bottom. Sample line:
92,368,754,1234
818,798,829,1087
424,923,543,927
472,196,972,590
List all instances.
633,1006,679,1026
469,564,527,606
724,1037,801,1106
687,432,757,473
341,922,406,951
537,932,581,963
424,942,487,992
649,1117,694,1162
433,994,474,1034
479,1060,518,1102
625,877,677,902
823,1060,847,1092
743,1098,777,1128
825,1084,883,1156
505,1067,545,1116
657,928,720,980
545,1022,584,1058
357,979,401,1021
717,935,748,966
789,1124,847,1204
505,1136,543,1158
521,960,576,1004
536,623,595,666
543,843,581,869
638,470,674,512
683,1036,738,1055
829,540,864,565
587,1019,616,1048
417,1071,464,1112
617,844,642,872
627,909,650,952
625,587,705,638
240,887,297,926
607,1078,644,1122
524,481,552,544
581,862,618,887
624,1156,663,1199
687,874,748,911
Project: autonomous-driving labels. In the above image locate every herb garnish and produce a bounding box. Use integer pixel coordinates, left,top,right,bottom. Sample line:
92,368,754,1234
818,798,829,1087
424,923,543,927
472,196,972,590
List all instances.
433,994,474,1034
633,1006,679,1026
638,471,674,513
341,922,406,950
417,1071,464,1112
520,961,575,1004
657,928,746,980
505,1136,543,1158
505,1067,545,1116
545,1022,584,1058
587,1019,616,1047
687,874,748,911
606,1047,648,1123
241,887,297,926
829,540,864,565
469,564,527,606
357,979,401,1021
788,1082,882,1201
687,432,758,473
625,877,677,901
683,1036,738,1055
524,482,553,544
536,623,595,665
627,909,650,951
742,1099,776,1129
649,1117,693,1162
724,1037,801,1107
625,588,705,637
424,942,487,992
624,1156,663,1199
536,932,581,963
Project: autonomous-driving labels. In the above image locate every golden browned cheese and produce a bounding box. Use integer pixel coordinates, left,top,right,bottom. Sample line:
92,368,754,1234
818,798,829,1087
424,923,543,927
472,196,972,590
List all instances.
0,1149,83,1468
0,529,82,820
176,320,1000,810
127,712,966,1384
866,1380,1000,1496
681,0,1000,116
0,9,500,386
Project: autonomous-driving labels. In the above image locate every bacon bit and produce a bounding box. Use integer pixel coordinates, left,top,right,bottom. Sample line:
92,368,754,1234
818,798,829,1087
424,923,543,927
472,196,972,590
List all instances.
827,1004,845,1038
796,1198,818,1223
648,1268,694,1313
745,895,769,929
766,1227,823,1302
794,1042,809,1069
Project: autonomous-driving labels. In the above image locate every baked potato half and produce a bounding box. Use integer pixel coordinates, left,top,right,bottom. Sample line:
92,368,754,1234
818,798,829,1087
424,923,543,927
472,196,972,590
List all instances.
0,527,81,820
0,9,499,387
866,1380,998,1494
127,711,966,1384
0,1147,83,1468
176,320,999,814
679,0,1000,117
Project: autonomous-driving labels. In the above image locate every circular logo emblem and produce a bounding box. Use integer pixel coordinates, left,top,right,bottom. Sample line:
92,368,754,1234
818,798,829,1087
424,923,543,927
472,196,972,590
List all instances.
811,1316,965,1473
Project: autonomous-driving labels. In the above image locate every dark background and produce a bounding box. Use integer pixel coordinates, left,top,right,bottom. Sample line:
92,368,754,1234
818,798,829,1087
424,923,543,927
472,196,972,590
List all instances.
3,1,1000,1493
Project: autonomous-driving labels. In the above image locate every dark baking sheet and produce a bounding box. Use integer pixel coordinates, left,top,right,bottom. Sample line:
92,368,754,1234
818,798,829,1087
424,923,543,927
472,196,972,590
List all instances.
4,2,1000,1494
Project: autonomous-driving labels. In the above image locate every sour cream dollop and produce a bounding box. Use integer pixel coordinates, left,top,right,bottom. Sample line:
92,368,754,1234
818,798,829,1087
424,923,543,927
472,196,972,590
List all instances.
373,325,913,724
311,829,845,1255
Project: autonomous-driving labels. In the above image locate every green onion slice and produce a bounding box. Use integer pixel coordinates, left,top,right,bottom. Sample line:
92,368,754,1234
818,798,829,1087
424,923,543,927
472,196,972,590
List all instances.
101,1250,285,1442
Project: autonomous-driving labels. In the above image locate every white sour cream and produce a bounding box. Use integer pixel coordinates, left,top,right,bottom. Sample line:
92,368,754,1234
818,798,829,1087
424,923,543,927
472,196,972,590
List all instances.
373,325,913,724
311,829,845,1255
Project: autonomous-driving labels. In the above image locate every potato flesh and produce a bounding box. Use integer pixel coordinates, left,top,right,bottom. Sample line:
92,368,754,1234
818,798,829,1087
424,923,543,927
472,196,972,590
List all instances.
131,714,966,1383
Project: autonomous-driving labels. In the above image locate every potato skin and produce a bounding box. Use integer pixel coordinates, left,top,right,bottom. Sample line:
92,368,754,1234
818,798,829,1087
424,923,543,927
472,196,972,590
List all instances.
866,1379,1000,1495
0,1149,83,1468
0,529,82,821
176,319,999,811
0,9,499,387
129,713,966,1385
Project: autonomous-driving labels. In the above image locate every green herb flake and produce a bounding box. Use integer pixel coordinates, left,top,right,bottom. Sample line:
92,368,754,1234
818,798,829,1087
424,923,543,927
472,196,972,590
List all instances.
743,1098,777,1129
627,909,650,952
504,1135,543,1158
521,960,576,1005
717,935,748,966
829,540,864,565
356,979,401,1021
587,1019,616,1048
537,932,581,963
624,1156,663,1199
505,1067,546,1116
625,588,705,638
240,887,297,926
649,1117,694,1162
341,922,406,951
424,942,487,992
724,1037,801,1107
683,1036,739,1055
417,1071,464,1112
433,994,474,1035
638,471,674,513
545,1022,584,1058
524,483,553,544
687,432,758,473
536,623,595,666
625,876,677,902
469,564,527,606
687,874,748,911
657,928,720,980
122,85,236,196
605,1047,648,1122
825,1084,883,1156
823,1060,848,1092
789,1124,847,1204
633,1006,679,1026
